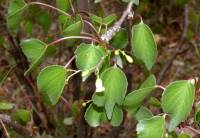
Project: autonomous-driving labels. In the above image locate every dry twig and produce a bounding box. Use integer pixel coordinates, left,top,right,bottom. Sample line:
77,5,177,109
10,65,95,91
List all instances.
101,1,134,42
157,4,189,84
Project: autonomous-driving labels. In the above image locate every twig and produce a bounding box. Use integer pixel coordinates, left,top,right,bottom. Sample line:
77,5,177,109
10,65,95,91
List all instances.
67,70,81,82
48,36,100,46
101,1,133,42
28,2,70,17
156,85,165,91
185,126,200,135
0,114,33,138
0,119,11,138
157,4,189,84
61,96,71,111
69,0,75,14
82,19,99,37
65,56,75,68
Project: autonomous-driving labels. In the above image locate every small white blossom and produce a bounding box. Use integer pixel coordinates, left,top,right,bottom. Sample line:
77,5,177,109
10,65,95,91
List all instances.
95,78,105,93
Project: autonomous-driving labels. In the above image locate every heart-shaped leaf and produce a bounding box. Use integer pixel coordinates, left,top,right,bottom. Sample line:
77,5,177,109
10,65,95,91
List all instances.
7,0,26,31
136,116,165,138
21,39,48,75
101,67,128,119
161,80,195,132
75,44,105,71
37,65,67,105
132,22,157,70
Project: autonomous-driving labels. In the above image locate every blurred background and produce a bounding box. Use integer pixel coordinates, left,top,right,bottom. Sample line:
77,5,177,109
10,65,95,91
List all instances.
0,0,200,137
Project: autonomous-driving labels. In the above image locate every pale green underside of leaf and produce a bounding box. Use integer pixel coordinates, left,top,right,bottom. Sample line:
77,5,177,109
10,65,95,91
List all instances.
37,65,67,105
75,44,105,71
161,80,195,132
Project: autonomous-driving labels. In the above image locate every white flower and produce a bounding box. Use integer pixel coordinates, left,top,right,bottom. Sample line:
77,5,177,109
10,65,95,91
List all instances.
95,78,105,93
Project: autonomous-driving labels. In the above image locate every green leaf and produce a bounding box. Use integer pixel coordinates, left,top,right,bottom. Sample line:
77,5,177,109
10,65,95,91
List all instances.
0,102,14,110
24,20,33,34
84,104,103,127
148,97,161,107
123,75,156,115
90,14,103,25
175,0,188,6
123,87,155,115
161,80,195,132
136,116,165,138
14,109,31,125
194,104,200,124
21,39,48,75
110,28,128,49
56,0,70,12
75,44,105,71
37,65,67,105
135,106,153,121
178,133,191,138
37,10,52,32
170,131,178,138
92,92,106,107
63,21,83,46
7,0,26,31
110,105,123,127
90,14,117,26
103,14,117,26
132,22,157,70
101,67,128,119
0,36,4,46
63,20,82,36
140,74,156,88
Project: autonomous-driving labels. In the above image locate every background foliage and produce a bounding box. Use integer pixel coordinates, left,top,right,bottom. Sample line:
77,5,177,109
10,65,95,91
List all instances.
0,0,200,138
